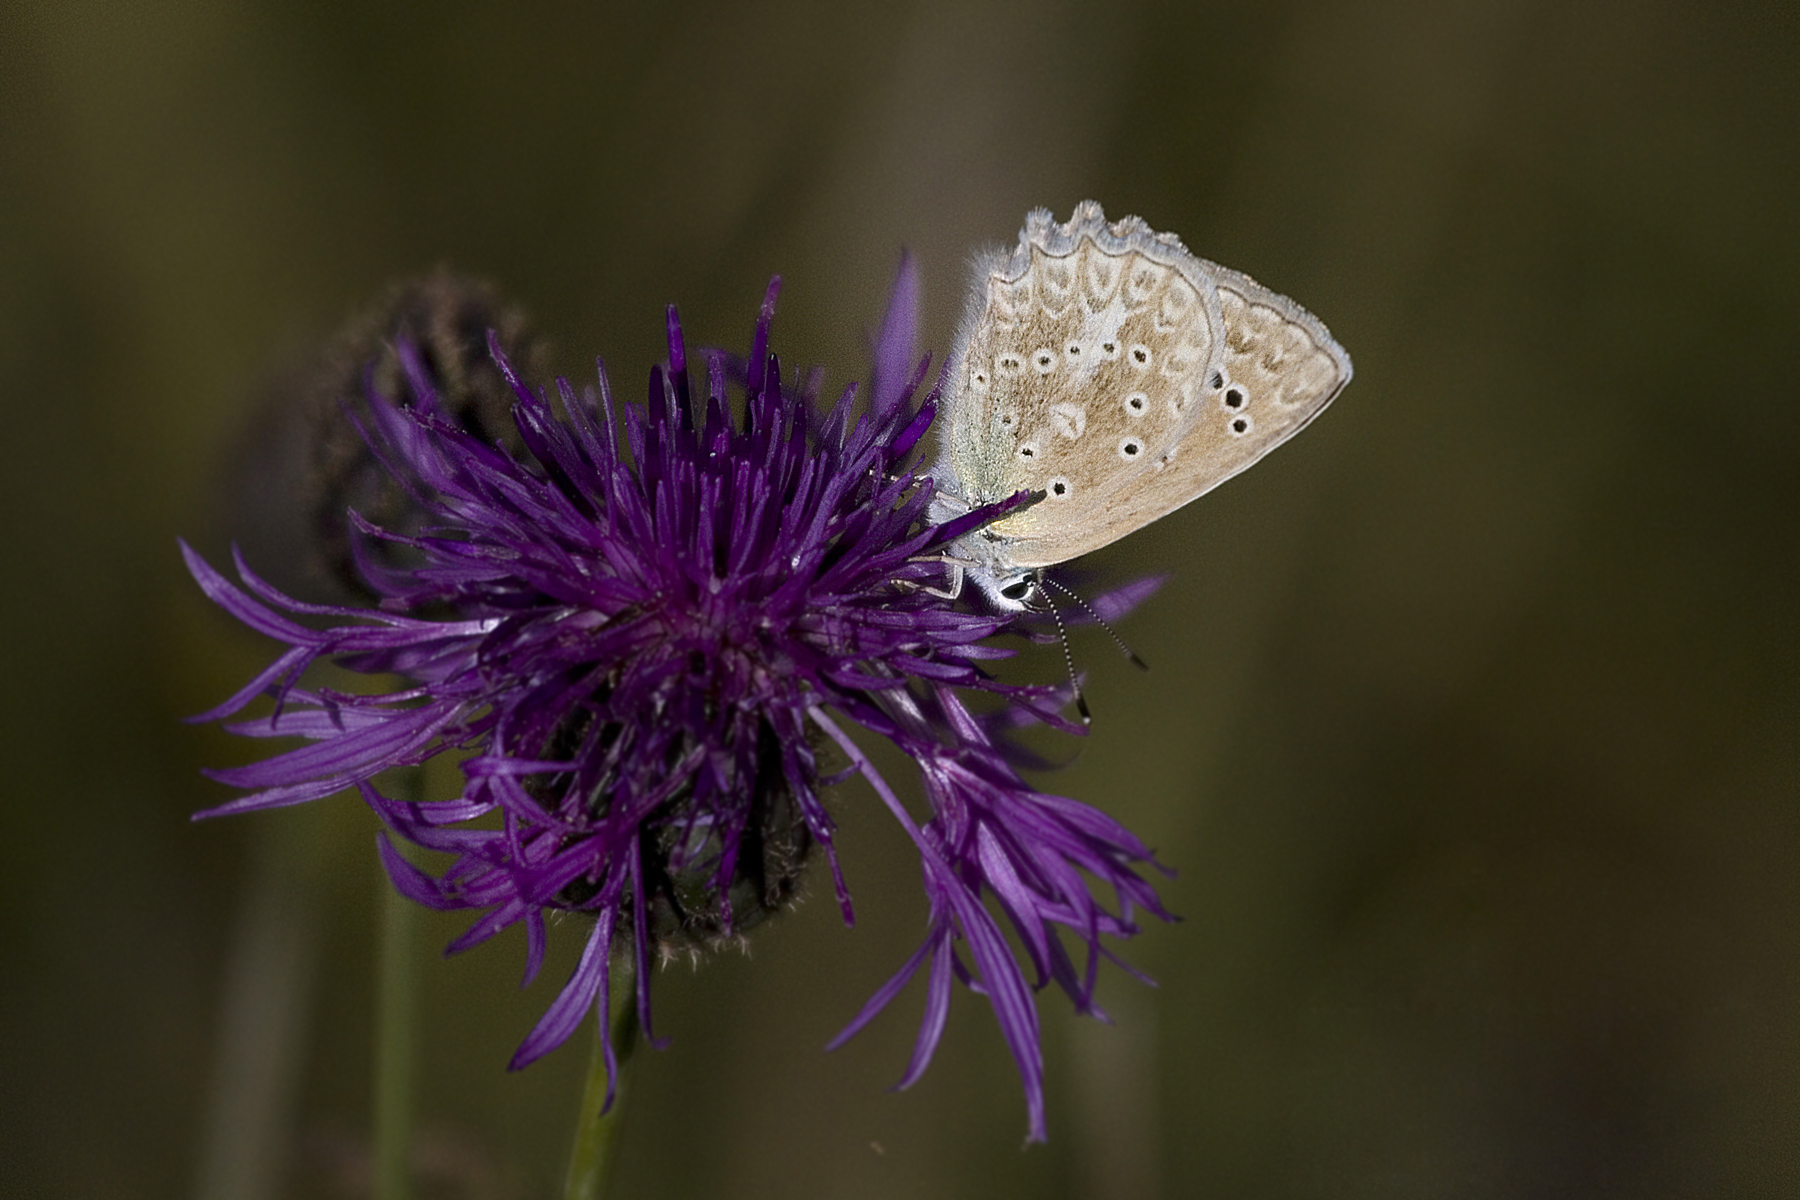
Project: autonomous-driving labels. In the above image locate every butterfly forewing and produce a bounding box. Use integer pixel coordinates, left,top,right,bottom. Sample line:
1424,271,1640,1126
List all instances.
1055,268,1353,560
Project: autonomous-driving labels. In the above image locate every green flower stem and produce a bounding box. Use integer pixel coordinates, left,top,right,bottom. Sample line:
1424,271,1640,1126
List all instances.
374,767,423,1200
563,973,640,1200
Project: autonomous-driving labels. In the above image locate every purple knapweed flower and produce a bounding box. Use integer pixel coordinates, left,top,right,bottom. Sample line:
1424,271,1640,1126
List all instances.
185,262,1172,1140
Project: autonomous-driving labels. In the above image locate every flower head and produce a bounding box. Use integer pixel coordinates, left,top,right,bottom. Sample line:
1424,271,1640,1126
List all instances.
186,261,1171,1140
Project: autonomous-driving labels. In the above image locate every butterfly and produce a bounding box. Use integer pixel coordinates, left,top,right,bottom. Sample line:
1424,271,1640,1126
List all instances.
928,201,1353,610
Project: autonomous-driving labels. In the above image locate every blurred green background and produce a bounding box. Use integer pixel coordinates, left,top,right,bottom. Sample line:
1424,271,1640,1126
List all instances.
2,1,1794,1197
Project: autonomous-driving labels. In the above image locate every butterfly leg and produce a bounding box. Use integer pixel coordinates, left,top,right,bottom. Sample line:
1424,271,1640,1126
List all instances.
902,554,969,601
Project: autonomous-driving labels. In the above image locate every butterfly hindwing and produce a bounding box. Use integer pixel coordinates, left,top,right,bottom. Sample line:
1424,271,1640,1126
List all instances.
942,206,1227,565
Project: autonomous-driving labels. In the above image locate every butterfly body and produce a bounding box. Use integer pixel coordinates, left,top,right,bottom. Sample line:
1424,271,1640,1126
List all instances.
930,202,1352,610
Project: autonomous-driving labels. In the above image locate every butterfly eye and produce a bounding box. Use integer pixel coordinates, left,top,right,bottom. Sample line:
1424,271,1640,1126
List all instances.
1123,392,1148,416
1223,386,1247,410
1128,344,1152,369
999,578,1035,603
1118,436,1144,460
1048,477,1071,498
1032,348,1056,373
1228,415,1253,436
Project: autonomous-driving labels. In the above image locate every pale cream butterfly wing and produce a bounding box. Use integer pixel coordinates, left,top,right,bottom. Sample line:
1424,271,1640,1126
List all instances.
937,203,1226,561
1039,258,1356,562
933,202,1351,605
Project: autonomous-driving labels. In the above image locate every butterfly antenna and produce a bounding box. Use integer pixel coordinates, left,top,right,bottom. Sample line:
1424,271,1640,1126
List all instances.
1041,575,1149,671
1033,572,1091,724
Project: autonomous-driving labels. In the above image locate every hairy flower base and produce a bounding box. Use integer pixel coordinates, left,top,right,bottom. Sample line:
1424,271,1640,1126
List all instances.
187,267,1172,1140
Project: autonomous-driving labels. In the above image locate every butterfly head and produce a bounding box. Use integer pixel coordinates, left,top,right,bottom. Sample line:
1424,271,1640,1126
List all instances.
965,563,1040,613
927,486,1045,613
